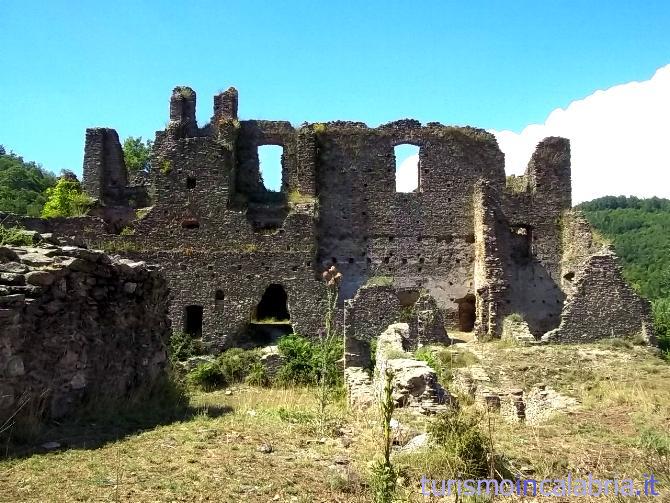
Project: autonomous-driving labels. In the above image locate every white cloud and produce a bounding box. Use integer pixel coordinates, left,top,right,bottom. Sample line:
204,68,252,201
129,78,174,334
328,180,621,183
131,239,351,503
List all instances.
492,64,670,203
396,153,419,192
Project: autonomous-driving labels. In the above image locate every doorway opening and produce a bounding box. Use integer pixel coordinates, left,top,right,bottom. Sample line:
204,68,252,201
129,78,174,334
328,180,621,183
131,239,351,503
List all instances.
457,295,476,332
184,305,203,336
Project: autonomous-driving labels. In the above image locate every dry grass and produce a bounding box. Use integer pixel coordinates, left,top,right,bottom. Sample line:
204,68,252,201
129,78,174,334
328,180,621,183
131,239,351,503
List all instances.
469,341,670,500
1,342,669,502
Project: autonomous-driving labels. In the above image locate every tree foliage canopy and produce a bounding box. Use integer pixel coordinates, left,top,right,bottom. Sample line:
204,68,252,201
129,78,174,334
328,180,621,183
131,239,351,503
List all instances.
578,196,670,300
123,137,153,173
41,177,93,218
0,150,57,216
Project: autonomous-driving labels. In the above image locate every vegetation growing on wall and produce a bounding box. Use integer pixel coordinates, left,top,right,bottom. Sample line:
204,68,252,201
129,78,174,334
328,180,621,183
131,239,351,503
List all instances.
0,224,35,246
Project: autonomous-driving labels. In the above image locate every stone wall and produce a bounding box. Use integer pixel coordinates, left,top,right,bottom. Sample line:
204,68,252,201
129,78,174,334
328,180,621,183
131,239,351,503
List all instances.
543,248,654,343
0,244,170,423
343,285,448,368
2,85,652,351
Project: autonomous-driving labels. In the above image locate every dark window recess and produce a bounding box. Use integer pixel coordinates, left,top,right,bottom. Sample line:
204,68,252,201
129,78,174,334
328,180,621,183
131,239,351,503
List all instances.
397,289,420,307
186,176,196,189
215,289,225,301
255,284,290,321
182,218,200,230
184,305,203,336
510,225,532,264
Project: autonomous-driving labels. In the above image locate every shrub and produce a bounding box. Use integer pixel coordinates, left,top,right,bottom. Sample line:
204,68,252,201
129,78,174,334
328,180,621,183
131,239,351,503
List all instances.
0,225,34,246
245,361,270,387
41,177,93,218
652,298,670,356
276,333,317,386
217,348,261,385
275,333,343,387
414,346,439,368
187,362,224,391
186,348,262,390
169,331,203,362
428,407,489,478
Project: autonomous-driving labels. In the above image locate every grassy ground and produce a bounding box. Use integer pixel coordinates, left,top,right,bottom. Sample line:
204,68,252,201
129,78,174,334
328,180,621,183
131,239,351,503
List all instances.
1,341,669,502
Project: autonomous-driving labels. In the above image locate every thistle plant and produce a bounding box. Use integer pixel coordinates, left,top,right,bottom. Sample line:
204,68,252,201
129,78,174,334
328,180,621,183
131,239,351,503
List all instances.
370,367,396,503
317,265,343,427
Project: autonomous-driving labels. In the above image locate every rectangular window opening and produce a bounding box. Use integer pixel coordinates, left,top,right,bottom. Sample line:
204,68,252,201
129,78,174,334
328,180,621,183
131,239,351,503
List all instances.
258,145,284,192
394,144,420,193
184,305,203,336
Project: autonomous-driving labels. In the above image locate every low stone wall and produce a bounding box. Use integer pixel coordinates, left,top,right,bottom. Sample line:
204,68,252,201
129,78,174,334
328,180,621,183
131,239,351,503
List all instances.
501,317,536,344
0,244,171,424
343,286,449,368
373,323,454,414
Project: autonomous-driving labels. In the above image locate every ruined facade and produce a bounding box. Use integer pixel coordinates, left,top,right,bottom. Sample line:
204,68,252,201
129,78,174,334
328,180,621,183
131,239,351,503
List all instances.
3,86,654,354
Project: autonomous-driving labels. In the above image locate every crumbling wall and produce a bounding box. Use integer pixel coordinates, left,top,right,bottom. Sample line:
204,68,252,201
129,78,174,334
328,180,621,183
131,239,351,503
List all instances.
499,138,571,335
13,85,647,351
82,128,149,208
543,249,654,343
315,122,504,317
559,210,602,296
0,244,170,422
82,87,326,348
472,182,506,338
373,323,454,414
343,285,448,368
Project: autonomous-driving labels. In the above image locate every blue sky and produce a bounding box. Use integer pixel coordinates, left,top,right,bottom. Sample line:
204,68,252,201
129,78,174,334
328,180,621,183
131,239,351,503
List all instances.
1,1,669,200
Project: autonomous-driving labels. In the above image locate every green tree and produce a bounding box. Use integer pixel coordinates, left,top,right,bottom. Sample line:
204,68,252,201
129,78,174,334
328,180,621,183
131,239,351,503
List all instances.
0,150,57,216
122,137,153,172
41,177,93,218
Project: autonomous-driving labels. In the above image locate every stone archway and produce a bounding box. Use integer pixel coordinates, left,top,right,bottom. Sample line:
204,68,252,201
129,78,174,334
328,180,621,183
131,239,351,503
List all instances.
255,284,290,322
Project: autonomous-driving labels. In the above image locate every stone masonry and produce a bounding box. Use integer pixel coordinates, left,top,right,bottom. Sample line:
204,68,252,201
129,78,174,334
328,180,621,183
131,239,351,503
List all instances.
0,242,170,424
1,85,654,354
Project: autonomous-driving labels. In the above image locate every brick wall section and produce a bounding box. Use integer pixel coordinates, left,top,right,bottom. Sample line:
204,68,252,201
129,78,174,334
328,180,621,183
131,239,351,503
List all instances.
0,245,170,422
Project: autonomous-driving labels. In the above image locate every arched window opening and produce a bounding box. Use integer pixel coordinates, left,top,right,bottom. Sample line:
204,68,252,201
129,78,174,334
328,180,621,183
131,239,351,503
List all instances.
254,284,290,322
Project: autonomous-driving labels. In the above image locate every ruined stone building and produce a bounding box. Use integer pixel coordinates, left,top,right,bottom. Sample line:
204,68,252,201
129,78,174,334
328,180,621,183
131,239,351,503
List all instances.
2,86,654,360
